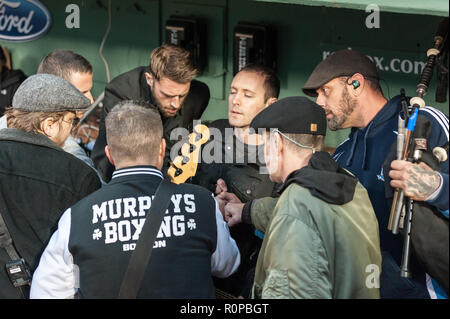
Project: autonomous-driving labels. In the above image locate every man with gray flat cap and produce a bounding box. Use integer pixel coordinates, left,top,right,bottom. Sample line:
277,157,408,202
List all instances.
226,96,381,299
0,74,102,299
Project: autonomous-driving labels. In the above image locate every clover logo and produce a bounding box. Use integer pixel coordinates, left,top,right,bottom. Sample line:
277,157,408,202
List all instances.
92,229,102,240
187,219,196,230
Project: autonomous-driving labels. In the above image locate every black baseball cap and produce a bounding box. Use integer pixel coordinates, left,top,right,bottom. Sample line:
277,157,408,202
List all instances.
250,96,327,135
302,49,379,97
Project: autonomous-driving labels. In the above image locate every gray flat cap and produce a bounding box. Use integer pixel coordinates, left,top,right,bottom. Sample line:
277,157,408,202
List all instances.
12,73,91,112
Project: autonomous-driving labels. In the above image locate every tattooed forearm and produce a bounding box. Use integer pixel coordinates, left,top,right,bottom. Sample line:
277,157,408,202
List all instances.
405,163,440,199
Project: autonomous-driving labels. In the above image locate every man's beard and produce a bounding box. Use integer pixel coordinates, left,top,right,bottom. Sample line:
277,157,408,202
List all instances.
151,85,180,118
328,89,358,131
158,104,178,118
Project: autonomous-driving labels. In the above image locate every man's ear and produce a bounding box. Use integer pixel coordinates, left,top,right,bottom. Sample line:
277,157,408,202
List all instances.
160,138,166,158
156,138,166,170
144,72,154,87
276,132,284,156
40,117,56,137
105,145,115,166
265,97,278,107
350,73,365,96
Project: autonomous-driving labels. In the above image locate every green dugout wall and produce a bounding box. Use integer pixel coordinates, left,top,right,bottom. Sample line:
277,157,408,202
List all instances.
1,0,449,148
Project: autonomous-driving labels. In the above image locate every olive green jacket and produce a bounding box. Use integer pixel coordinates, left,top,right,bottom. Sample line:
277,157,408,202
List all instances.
251,182,381,299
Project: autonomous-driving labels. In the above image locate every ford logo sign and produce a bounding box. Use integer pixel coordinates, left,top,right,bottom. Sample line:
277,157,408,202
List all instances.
0,0,52,42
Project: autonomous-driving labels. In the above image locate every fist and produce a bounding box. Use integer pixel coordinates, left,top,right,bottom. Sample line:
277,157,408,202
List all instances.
224,202,245,227
389,160,441,201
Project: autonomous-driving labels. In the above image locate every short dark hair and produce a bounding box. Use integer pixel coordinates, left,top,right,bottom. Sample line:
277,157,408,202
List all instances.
37,49,92,81
239,64,280,102
365,77,383,94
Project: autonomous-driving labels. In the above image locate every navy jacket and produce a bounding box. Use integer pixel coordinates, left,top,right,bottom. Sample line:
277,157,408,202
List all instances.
30,166,240,298
333,95,448,298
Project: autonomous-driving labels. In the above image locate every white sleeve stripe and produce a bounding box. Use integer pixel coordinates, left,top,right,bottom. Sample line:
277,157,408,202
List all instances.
332,151,345,162
335,137,350,149
420,108,449,140
424,106,449,124
423,106,449,125
425,109,449,132
422,107,449,129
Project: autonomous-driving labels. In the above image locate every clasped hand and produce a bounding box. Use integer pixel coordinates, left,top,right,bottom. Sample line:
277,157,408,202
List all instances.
214,178,244,227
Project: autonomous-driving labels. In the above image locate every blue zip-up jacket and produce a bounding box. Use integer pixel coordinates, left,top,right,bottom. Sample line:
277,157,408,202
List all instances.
332,95,448,299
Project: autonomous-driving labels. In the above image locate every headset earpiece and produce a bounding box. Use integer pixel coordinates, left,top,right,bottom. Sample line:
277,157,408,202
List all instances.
352,80,360,89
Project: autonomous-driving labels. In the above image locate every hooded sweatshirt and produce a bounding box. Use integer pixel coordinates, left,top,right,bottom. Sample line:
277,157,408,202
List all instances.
332,95,449,298
251,152,381,299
